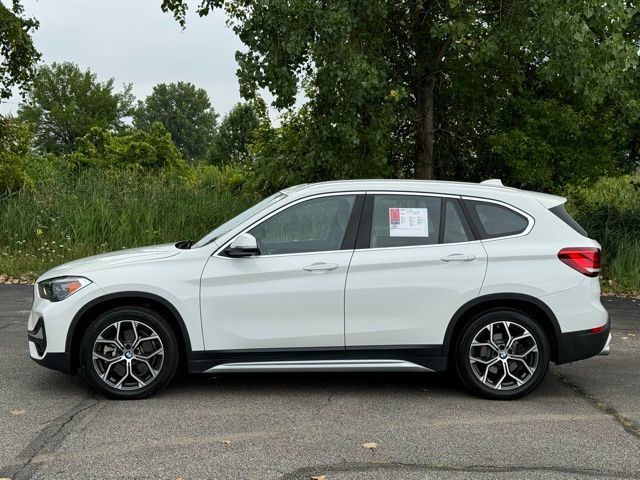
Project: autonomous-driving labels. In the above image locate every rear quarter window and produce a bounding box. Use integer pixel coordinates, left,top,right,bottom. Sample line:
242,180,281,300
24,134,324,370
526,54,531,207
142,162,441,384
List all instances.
465,200,529,239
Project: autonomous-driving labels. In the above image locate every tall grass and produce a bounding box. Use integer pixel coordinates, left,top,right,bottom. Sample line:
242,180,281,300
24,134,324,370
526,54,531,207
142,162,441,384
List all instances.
0,166,260,277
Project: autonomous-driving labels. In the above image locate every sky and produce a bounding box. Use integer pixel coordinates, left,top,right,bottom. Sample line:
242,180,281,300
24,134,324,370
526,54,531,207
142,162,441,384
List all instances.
0,0,277,119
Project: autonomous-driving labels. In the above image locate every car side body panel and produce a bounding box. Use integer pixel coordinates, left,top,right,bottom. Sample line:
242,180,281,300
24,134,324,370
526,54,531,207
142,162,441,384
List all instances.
345,240,487,347
200,251,353,350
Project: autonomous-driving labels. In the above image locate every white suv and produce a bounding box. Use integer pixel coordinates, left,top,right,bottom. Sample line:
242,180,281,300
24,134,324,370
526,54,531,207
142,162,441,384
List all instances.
28,179,611,400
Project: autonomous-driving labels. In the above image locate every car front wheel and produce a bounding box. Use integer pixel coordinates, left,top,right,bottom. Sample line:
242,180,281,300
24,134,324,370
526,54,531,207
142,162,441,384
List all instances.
80,306,179,399
455,309,550,400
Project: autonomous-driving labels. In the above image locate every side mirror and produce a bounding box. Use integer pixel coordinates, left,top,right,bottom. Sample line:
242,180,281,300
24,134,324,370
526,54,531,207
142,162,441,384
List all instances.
225,233,260,257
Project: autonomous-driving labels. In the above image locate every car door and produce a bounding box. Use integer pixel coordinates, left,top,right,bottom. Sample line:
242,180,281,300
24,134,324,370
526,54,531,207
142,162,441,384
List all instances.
344,193,487,357
200,193,363,354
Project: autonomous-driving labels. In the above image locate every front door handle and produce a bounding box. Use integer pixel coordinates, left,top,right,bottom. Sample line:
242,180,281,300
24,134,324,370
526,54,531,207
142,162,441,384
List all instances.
303,262,339,272
440,253,476,263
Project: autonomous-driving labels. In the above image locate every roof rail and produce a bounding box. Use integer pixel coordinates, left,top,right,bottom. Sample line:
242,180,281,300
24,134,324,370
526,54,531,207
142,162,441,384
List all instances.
480,179,504,186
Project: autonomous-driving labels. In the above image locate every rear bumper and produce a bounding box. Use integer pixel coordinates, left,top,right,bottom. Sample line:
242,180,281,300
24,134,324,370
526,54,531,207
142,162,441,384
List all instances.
555,317,610,364
598,333,612,356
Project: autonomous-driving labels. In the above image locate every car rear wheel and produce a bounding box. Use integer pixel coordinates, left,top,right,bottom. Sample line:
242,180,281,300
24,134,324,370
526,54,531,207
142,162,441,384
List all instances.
455,309,550,400
80,306,178,399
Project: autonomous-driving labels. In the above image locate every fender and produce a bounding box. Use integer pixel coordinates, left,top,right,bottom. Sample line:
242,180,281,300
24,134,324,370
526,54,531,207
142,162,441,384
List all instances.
66,291,193,354
441,292,561,359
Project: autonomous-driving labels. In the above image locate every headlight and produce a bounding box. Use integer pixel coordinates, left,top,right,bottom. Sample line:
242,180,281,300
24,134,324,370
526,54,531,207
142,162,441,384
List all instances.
38,277,92,302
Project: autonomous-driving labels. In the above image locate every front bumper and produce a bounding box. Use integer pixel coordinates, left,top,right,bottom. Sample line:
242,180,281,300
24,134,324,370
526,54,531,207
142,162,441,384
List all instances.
27,317,47,356
28,316,74,374
28,281,102,374
555,317,611,364
30,351,74,374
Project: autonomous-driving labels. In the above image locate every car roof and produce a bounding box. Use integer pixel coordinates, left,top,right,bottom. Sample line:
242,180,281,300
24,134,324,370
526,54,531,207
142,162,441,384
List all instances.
283,179,567,209
286,179,525,199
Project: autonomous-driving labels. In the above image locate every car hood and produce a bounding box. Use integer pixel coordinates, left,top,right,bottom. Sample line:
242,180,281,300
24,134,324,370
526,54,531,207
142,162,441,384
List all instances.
38,243,181,281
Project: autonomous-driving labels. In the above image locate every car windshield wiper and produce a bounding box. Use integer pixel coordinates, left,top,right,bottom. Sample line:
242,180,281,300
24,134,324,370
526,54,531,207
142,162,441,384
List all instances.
175,239,194,250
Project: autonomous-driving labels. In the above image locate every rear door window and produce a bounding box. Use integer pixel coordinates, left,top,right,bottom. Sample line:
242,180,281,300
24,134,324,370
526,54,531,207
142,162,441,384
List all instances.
366,195,475,248
370,195,441,248
443,199,473,243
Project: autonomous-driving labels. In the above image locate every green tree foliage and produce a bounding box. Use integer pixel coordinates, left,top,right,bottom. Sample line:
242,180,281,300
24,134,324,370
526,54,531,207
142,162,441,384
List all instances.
18,62,134,154
0,114,31,191
0,0,40,99
484,99,625,190
134,82,217,161
207,100,266,164
162,0,640,185
248,109,315,191
430,1,640,189
68,122,187,171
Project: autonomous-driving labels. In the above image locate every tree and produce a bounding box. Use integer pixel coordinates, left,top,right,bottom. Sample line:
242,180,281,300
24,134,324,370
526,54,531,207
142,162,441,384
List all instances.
0,114,31,191
207,100,266,164
248,108,327,192
485,99,624,190
18,62,134,154
162,0,640,181
0,0,40,100
69,122,186,171
134,82,217,160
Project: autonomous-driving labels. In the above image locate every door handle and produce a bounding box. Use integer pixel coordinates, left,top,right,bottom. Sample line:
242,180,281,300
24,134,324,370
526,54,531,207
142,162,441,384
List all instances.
440,253,476,262
303,262,339,272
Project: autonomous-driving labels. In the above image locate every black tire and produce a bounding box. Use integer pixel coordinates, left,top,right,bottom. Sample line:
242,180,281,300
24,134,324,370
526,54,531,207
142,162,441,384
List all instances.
454,308,550,400
80,306,179,399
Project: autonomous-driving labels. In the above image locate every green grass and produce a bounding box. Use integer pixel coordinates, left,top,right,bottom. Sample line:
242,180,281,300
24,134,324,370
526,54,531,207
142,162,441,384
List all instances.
0,167,260,278
598,235,640,293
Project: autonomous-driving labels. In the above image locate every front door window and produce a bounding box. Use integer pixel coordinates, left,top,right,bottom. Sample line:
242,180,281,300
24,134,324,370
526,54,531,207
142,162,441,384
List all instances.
250,195,356,255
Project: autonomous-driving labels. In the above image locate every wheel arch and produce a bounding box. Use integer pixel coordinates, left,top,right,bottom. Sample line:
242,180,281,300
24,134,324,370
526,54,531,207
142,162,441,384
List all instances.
443,293,561,364
66,291,192,372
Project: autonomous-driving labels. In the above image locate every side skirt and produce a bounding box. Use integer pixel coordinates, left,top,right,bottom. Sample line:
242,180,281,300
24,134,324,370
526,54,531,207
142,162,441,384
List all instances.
204,359,433,373
187,345,447,374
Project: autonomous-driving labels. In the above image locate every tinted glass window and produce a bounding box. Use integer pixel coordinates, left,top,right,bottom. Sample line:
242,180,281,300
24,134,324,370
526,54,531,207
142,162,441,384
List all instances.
370,195,441,248
443,200,472,243
250,195,355,255
467,200,528,238
193,192,286,248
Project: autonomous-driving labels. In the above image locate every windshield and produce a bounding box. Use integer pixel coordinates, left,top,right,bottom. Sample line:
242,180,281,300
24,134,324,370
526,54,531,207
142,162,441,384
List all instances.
192,192,287,248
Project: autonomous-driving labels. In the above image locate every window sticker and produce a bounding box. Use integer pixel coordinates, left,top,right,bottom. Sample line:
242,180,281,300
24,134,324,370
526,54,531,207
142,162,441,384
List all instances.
389,208,429,237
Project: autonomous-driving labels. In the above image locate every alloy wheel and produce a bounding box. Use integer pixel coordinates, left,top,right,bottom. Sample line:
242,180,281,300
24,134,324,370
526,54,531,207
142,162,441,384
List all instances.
92,320,164,390
468,321,539,390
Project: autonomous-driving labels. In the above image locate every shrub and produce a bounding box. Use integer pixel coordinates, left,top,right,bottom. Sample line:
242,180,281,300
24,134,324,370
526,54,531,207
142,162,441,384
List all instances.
67,123,188,172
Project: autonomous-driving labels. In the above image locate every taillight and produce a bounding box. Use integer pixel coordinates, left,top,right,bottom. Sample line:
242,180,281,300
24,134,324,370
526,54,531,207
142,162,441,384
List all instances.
558,247,601,277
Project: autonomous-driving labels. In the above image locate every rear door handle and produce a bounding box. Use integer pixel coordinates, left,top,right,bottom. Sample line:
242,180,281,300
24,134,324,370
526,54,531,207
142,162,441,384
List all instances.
440,253,476,262
303,262,339,272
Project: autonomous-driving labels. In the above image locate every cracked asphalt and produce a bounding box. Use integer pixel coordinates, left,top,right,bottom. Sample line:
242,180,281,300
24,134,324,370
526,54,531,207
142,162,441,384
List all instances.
1,285,639,480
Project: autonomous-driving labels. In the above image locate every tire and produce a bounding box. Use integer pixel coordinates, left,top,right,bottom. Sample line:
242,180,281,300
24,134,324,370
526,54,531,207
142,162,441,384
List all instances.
79,306,179,399
454,308,550,400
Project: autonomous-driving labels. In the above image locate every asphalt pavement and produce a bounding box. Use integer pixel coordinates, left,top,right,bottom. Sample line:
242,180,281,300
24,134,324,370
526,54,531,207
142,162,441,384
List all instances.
1,285,639,480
